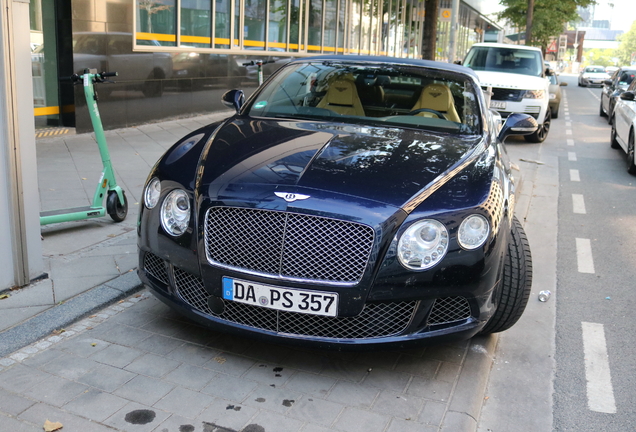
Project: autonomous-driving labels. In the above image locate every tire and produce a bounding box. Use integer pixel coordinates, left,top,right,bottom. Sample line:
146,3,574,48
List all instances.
551,107,559,119
610,120,620,149
481,216,533,334
628,131,636,175
600,100,607,117
524,110,551,143
107,190,128,222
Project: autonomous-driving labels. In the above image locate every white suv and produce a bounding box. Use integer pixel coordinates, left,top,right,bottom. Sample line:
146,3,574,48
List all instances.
462,43,551,143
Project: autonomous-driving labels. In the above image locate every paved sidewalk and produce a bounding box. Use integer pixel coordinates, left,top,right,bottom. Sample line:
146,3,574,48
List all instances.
0,112,538,432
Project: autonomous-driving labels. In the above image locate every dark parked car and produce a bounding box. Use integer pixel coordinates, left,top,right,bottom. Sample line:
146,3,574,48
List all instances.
137,56,536,348
600,66,636,122
548,72,567,118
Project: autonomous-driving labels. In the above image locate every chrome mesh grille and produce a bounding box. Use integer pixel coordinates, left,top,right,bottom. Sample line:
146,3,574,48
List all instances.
144,253,169,285
205,207,375,284
427,296,472,325
173,268,416,339
174,267,210,313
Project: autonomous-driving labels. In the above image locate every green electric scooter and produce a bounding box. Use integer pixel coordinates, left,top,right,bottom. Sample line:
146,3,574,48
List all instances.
40,69,128,225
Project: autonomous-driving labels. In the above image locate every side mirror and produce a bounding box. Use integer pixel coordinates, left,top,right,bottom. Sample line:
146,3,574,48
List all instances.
604,79,613,86
222,89,245,113
619,91,635,101
454,60,462,65
560,82,568,87
498,113,538,142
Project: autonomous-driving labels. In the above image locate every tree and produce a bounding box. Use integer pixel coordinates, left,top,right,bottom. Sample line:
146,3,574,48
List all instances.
421,0,439,60
616,20,636,65
497,0,595,51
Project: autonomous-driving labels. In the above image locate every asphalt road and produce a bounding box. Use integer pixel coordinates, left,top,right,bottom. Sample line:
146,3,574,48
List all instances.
552,76,636,431
479,74,636,432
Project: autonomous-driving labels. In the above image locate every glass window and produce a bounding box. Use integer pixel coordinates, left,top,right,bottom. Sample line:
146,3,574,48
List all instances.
245,0,267,49
323,0,337,53
215,0,231,48
269,0,288,48
181,0,212,48
308,0,323,52
350,0,361,53
136,0,176,46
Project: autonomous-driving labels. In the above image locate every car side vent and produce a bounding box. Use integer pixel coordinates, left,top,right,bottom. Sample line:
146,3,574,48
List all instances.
427,296,472,325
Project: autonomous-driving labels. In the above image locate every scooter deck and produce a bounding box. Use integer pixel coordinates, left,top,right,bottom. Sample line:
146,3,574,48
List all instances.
40,205,101,217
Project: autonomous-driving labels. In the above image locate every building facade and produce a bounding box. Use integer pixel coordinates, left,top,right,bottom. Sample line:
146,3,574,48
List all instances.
30,0,500,133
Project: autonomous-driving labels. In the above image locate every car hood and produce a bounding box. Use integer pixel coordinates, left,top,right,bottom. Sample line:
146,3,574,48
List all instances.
474,70,548,91
197,117,483,209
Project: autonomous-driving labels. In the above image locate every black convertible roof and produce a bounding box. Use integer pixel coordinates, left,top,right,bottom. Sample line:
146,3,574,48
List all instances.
292,55,479,80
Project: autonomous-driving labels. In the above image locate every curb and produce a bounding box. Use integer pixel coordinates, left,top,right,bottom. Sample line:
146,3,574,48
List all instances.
442,334,498,431
0,270,144,357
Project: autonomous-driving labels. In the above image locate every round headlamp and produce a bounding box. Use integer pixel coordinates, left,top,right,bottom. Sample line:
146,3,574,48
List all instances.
457,214,490,250
144,177,161,209
160,189,191,236
398,219,449,270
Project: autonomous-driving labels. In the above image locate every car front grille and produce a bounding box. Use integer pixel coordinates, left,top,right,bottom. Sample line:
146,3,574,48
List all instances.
204,207,375,284
144,252,169,285
490,87,524,102
173,267,417,339
427,296,472,325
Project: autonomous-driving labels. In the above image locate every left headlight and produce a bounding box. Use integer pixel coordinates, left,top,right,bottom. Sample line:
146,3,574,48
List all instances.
398,219,449,270
457,214,490,250
160,189,191,236
523,90,545,99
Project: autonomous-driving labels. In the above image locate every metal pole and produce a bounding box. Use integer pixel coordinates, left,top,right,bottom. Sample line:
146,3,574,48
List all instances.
448,0,460,62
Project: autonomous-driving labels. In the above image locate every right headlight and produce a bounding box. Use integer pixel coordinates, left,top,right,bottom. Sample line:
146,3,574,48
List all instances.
144,177,161,209
397,219,449,270
522,90,545,99
160,189,191,236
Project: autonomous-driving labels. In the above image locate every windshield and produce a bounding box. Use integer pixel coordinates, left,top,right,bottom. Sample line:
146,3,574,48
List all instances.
246,61,482,135
585,67,606,73
463,46,543,77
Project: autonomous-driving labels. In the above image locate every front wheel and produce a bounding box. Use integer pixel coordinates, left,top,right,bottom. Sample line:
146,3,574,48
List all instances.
600,100,607,117
107,190,128,222
524,110,551,143
610,120,620,149
628,131,636,175
480,216,533,334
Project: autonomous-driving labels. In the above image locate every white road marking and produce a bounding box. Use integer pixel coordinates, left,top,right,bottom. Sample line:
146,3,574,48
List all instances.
566,129,572,135
568,152,577,161
566,121,572,128
576,238,595,274
572,194,586,214
567,139,575,146
570,169,580,181
587,89,601,101
582,322,617,414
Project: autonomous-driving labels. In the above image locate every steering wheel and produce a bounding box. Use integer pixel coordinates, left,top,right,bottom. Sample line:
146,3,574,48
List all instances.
407,108,446,119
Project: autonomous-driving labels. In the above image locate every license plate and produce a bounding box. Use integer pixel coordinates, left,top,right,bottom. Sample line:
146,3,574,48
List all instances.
222,277,338,317
490,100,506,109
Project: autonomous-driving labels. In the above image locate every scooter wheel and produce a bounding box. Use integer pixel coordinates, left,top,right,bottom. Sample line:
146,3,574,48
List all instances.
107,190,128,222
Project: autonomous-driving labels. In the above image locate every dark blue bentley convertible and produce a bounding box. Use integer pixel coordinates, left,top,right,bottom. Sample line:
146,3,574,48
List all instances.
137,56,537,348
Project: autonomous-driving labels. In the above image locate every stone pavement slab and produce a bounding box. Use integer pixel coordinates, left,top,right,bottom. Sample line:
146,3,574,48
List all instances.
0,291,496,432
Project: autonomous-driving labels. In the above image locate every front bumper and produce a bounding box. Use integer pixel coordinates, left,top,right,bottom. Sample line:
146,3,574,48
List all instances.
138,249,496,349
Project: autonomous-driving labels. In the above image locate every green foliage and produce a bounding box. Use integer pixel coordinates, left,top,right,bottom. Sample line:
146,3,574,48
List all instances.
616,20,636,65
583,48,618,66
498,0,596,50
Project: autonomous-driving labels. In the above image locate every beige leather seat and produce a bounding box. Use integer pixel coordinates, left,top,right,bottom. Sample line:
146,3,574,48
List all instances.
317,75,365,116
410,83,461,123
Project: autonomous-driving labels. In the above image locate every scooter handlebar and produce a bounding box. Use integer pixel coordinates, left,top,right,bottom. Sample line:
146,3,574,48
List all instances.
100,71,118,78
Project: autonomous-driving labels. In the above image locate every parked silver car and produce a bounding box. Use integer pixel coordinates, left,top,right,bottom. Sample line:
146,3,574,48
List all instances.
610,79,636,174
